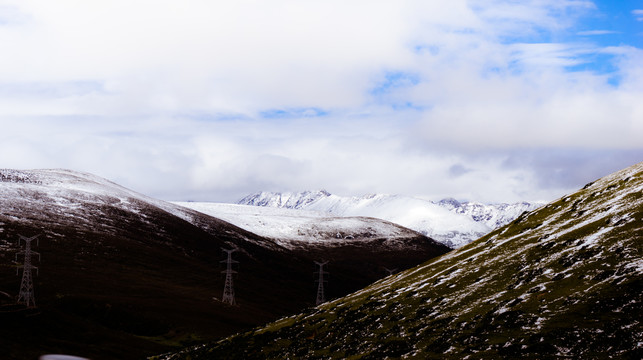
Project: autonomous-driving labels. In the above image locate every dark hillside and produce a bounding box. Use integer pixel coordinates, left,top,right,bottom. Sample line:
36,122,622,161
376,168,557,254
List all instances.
160,162,643,359
0,169,449,359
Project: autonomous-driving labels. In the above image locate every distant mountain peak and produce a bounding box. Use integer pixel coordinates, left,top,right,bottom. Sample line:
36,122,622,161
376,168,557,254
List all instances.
437,197,461,208
238,189,332,209
238,190,542,248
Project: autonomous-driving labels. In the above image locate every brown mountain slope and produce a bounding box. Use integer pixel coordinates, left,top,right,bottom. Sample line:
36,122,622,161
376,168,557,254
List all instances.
0,169,449,359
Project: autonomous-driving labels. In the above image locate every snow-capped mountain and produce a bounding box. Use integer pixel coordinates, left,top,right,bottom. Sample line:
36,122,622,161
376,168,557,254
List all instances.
0,168,199,229
239,190,333,209
238,191,542,248
163,162,643,360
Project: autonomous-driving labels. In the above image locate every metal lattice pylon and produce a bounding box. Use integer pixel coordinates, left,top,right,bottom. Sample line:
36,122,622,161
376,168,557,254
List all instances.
315,261,328,305
16,235,41,308
221,248,238,306
384,267,398,276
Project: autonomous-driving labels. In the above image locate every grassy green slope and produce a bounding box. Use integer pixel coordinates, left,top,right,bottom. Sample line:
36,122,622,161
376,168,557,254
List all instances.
160,162,643,359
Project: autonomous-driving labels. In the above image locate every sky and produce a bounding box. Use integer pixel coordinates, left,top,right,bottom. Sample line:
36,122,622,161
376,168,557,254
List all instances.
0,0,642,204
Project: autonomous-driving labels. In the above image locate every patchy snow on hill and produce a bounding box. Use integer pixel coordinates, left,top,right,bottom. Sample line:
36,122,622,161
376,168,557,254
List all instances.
0,169,199,234
1,169,436,254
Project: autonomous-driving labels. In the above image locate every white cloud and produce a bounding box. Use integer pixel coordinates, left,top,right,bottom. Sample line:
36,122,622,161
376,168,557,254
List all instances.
0,0,600,115
577,30,619,35
633,9,643,21
0,0,421,114
411,56,643,150
1,0,642,204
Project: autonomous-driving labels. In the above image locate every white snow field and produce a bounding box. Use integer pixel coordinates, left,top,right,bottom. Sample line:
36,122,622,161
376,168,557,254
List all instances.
172,202,424,250
236,191,543,247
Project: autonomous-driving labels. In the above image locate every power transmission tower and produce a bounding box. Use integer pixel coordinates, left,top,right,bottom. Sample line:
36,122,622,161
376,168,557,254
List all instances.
16,235,41,308
221,248,238,306
384,267,398,276
314,261,328,305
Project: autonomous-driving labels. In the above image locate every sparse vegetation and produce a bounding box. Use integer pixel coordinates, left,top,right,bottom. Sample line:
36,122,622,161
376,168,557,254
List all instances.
158,162,643,359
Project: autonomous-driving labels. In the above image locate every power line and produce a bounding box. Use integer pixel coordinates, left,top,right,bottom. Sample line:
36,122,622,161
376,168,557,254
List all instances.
314,261,328,305
16,234,41,308
384,267,398,276
221,248,238,306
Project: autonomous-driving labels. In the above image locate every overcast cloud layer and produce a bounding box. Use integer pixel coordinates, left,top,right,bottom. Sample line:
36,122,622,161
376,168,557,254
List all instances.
1,0,642,203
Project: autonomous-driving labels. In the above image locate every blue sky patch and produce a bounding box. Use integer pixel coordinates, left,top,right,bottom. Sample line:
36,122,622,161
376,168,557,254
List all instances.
177,111,252,122
565,52,619,74
370,71,420,96
369,71,422,110
259,107,329,119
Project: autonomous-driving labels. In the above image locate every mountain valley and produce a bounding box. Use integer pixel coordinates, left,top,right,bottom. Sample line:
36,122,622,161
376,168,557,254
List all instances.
160,162,643,359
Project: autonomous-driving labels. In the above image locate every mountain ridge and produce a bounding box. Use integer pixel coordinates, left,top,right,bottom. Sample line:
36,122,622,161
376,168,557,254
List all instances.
161,161,643,359
0,169,450,359
238,190,542,248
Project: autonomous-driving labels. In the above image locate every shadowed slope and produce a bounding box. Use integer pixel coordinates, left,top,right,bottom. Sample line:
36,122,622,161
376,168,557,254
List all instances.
0,169,449,360
161,162,643,359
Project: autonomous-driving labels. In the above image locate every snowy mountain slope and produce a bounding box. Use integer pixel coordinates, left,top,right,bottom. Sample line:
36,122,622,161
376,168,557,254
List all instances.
239,191,541,247
0,169,198,233
439,197,538,229
0,169,291,358
162,161,643,360
172,202,433,250
0,169,450,359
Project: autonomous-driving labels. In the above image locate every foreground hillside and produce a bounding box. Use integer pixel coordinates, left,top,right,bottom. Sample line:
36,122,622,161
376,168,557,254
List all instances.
162,162,643,359
239,190,540,247
0,169,449,360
